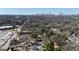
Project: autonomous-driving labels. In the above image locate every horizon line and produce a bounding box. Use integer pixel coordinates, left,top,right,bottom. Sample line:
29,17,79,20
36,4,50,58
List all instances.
0,13,79,15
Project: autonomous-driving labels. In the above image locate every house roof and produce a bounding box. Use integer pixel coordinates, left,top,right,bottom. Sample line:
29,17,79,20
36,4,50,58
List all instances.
0,26,13,29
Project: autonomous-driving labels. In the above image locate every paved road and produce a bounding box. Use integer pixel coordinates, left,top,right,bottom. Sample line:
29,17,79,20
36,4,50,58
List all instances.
0,32,17,50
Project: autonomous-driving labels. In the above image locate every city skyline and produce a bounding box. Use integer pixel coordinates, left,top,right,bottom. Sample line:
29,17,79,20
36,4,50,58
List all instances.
0,8,79,15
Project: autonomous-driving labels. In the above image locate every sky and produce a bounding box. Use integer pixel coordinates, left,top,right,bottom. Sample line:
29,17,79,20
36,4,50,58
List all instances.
0,8,79,15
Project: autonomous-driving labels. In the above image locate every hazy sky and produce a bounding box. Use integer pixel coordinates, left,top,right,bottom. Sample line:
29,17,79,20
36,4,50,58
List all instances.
0,8,79,15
